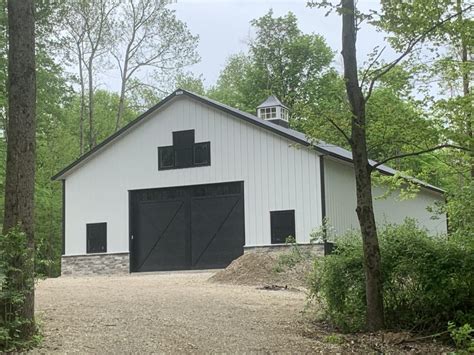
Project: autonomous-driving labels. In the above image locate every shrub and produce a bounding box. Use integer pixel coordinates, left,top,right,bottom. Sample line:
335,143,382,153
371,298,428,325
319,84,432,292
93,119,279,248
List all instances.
0,227,39,351
448,322,474,354
273,236,311,273
309,219,474,333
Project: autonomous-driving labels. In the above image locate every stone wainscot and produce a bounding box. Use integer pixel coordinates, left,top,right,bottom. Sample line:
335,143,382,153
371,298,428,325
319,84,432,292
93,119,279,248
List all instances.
61,252,129,276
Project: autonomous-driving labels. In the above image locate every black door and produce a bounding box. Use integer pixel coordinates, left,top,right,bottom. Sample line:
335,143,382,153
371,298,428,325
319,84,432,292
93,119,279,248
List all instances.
130,182,244,272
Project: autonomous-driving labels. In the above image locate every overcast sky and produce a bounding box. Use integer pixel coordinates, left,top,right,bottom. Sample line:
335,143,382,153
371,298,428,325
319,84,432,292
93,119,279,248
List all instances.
165,0,392,88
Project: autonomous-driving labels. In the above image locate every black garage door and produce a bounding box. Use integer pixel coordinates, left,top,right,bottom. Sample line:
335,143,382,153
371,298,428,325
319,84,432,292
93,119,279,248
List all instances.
129,182,245,272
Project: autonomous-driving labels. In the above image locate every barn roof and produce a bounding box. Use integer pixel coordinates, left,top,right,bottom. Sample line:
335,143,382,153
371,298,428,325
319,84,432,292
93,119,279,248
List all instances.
256,95,289,109
52,89,444,194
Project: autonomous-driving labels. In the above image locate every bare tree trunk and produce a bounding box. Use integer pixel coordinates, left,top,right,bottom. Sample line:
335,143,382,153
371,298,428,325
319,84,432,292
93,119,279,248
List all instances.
341,0,384,331
77,42,85,155
115,58,128,131
3,0,36,338
87,56,95,149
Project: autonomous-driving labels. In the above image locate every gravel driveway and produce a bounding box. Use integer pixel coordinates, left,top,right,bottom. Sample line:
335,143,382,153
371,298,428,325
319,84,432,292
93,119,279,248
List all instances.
33,271,320,353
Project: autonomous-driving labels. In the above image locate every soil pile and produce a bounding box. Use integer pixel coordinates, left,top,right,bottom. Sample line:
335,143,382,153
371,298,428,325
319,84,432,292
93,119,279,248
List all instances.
209,252,314,289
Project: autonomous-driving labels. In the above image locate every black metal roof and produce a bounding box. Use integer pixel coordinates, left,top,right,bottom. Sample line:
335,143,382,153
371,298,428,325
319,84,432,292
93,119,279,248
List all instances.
51,89,444,194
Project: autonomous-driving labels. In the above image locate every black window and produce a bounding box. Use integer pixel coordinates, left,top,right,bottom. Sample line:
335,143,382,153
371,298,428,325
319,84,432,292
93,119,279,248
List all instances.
158,146,174,169
158,130,210,170
270,210,295,244
86,222,107,253
194,142,210,165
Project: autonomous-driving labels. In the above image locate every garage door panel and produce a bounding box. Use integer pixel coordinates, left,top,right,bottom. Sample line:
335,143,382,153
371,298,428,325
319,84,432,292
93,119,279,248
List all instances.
191,195,243,268
192,197,244,268
133,200,187,271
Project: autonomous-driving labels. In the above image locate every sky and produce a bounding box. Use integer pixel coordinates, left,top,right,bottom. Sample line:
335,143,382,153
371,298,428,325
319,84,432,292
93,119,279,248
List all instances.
163,0,393,89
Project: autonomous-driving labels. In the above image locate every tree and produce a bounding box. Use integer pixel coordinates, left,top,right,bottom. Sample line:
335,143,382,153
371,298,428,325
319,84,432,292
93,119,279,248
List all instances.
309,0,472,330
112,0,199,131
339,0,385,330
375,0,473,235
60,0,117,151
2,0,36,338
209,11,334,118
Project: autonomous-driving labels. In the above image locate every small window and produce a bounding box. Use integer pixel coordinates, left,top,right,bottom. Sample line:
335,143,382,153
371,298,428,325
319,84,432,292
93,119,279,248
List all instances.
194,142,210,165
270,210,295,244
86,222,107,253
158,146,174,169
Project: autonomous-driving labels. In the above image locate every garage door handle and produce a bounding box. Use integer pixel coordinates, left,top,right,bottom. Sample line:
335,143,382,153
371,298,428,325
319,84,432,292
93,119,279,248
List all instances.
131,235,134,240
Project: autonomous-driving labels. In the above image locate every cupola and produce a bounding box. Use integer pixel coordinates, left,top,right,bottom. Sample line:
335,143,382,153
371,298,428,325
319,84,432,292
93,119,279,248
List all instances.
256,95,289,128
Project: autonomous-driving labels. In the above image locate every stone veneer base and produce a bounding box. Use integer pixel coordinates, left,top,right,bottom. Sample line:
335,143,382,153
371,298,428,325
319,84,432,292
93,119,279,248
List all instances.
61,252,130,276
244,243,324,256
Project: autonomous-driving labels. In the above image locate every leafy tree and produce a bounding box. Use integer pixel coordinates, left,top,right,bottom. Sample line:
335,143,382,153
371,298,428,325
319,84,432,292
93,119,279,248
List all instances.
308,0,472,330
209,11,334,119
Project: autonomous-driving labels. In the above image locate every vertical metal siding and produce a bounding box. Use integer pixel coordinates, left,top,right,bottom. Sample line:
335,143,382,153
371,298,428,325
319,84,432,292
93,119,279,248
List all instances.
64,97,323,254
324,157,447,236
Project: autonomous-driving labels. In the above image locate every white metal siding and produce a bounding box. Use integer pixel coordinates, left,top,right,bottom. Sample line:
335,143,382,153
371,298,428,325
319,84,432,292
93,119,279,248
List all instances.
64,96,323,255
324,158,447,236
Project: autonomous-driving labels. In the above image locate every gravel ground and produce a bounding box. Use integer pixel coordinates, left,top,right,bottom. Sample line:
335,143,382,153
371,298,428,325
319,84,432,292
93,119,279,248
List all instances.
32,271,321,354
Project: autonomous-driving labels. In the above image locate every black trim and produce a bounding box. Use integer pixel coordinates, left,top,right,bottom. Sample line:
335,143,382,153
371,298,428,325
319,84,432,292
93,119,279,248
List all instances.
320,156,327,238
62,180,65,255
51,89,445,195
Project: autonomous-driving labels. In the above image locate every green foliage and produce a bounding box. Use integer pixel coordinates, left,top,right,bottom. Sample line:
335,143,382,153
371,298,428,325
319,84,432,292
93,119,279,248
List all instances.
309,220,474,332
0,228,40,351
448,322,474,354
209,10,335,118
273,236,311,273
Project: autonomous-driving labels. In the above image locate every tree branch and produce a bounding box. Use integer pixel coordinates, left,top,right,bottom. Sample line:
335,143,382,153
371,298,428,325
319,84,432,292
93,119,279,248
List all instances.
326,116,352,145
365,4,473,102
370,144,470,171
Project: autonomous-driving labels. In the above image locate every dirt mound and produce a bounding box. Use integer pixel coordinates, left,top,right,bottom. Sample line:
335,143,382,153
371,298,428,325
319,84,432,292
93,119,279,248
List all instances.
209,252,314,289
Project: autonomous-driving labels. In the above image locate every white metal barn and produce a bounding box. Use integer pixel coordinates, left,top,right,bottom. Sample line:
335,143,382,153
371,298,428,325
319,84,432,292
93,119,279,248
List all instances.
53,90,447,275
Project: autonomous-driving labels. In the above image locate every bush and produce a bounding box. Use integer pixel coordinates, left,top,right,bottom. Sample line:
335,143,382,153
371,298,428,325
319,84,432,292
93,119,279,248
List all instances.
309,219,474,333
0,227,39,351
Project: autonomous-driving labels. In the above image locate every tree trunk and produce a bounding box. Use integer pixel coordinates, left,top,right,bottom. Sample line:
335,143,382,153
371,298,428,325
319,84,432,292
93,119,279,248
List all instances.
88,56,95,149
341,0,384,331
77,42,85,155
115,59,128,132
457,0,473,178
3,0,37,338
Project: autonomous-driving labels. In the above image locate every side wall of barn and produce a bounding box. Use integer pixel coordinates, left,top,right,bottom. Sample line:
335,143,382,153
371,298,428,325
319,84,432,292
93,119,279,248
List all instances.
323,157,447,237
63,96,324,256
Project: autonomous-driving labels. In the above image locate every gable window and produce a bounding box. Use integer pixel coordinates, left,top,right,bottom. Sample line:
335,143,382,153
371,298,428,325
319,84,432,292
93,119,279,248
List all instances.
158,130,210,170
194,142,211,165
270,210,295,244
86,222,107,253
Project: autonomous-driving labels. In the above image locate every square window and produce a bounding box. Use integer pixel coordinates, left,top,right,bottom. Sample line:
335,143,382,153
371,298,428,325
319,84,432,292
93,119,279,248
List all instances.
87,223,107,253
270,210,295,244
194,142,210,165
158,146,174,169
